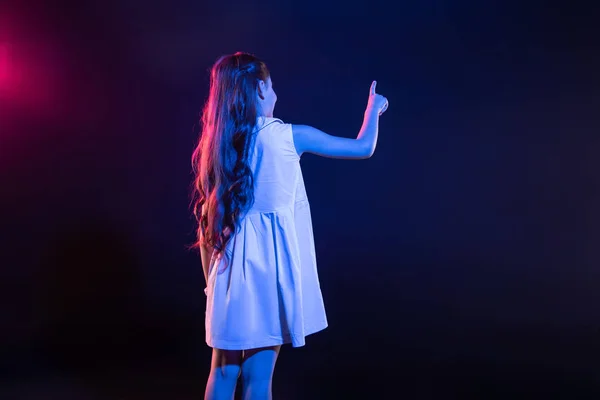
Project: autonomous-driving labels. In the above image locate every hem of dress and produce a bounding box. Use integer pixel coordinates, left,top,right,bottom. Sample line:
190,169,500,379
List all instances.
206,321,328,350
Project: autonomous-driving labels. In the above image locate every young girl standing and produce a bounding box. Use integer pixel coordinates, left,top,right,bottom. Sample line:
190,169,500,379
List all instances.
191,52,388,400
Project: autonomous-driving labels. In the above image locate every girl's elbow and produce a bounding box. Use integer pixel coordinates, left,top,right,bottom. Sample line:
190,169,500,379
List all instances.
363,144,376,159
354,138,375,159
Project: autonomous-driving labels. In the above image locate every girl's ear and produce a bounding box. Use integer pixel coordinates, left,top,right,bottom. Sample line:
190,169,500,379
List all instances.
257,80,265,100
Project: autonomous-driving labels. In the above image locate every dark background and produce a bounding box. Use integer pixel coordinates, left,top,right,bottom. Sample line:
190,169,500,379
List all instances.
1,0,599,398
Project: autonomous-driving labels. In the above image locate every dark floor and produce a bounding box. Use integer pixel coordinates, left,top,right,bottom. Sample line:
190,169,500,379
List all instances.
2,334,600,400
2,364,599,399
2,279,599,399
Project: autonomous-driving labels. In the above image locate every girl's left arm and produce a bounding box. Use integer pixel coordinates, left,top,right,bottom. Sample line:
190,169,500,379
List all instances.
200,244,212,284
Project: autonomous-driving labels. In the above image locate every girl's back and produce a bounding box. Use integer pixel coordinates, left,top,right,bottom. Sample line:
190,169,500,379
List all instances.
249,117,306,214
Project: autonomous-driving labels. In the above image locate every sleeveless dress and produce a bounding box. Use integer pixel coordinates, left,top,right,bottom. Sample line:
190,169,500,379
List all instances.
204,117,328,350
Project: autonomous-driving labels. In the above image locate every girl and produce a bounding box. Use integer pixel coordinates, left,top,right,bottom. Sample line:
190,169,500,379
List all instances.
191,52,388,400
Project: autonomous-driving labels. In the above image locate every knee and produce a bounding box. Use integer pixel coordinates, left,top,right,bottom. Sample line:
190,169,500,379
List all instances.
211,364,241,383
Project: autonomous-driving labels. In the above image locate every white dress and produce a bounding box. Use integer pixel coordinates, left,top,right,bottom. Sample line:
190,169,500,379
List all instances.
204,117,328,350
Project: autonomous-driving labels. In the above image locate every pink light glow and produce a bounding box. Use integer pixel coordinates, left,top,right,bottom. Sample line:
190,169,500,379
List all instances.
0,43,9,83
0,14,104,130
0,38,67,122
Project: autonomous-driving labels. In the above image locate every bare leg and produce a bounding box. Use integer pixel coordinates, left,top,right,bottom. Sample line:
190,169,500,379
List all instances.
241,346,281,400
205,348,243,400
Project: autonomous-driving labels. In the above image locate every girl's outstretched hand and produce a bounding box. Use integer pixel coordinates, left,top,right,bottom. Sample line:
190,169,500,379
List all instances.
366,80,389,116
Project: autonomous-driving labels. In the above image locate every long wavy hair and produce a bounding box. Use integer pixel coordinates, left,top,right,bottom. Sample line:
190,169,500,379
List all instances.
191,52,270,264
